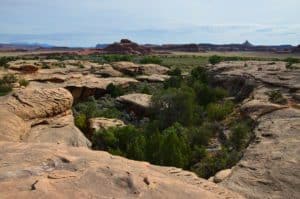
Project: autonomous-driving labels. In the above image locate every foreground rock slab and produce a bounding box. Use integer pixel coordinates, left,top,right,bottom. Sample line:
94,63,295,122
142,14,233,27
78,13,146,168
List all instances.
0,142,243,199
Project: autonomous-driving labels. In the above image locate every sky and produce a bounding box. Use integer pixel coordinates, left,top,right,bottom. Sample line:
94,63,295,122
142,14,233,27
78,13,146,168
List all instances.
0,0,299,47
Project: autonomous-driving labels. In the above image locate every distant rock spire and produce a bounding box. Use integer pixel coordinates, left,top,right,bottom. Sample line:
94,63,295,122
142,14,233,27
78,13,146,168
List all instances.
242,40,253,46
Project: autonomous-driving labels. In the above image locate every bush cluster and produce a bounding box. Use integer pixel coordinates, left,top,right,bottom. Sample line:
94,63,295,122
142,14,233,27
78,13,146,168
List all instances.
75,65,252,178
140,56,162,65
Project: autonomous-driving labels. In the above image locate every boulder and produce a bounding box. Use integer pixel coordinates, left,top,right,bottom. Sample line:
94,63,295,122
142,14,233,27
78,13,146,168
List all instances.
91,64,124,77
0,88,91,147
213,169,232,183
89,117,125,132
140,64,170,75
111,62,141,75
136,74,170,82
117,93,152,110
0,142,243,199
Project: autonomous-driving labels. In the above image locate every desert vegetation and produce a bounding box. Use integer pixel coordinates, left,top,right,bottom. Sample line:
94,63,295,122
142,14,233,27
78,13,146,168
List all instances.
73,63,254,178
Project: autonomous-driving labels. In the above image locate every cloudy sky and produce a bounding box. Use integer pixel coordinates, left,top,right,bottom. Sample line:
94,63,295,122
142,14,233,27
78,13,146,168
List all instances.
0,0,299,46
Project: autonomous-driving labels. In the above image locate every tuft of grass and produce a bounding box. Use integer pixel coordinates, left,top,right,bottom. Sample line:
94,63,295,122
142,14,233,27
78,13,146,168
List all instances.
209,55,222,65
266,90,287,105
19,79,30,87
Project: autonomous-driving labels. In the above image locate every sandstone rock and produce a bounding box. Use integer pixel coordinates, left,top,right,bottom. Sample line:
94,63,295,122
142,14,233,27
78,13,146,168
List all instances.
213,169,232,183
136,74,170,82
111,62,141,75
0,88,91,147
91,64,124,77
111,62,169,76
140,64,170,75
117,93,152,110
241,99,286,119
209,61,300,199
221,108,300,199
9,64,39,73
4,88,73,120
0,142,243,199
89,117,125,132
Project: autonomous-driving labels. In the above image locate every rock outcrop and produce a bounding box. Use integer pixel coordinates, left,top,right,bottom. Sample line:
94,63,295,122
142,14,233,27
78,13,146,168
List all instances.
136,74,170,82
209,61,300,199
117,93,152,110
111,62,170,76
103,39,152,55
0,88,91,147
0,142,243,199
213,169,232,183
89,117,125,132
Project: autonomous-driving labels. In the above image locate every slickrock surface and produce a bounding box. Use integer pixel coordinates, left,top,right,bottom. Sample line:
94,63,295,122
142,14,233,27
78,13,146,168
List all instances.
117,93,152,110
0,142,244,199
210,61,300,199
0,88,91,147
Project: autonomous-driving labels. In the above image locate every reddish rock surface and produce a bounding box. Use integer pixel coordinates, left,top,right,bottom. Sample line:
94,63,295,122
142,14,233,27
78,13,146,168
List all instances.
103,39,152,55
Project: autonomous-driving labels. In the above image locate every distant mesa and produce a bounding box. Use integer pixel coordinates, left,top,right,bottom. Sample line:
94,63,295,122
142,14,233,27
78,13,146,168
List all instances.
102,39,152,55
154,43,205,52
293,45,300,53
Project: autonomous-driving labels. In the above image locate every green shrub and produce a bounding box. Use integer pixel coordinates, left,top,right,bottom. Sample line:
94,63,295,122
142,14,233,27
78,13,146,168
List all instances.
207,101,234,121
92,125,146,160
140,56,162,65
163,76,182,89
229,122,251,150
0,84,12,96
2,74,17,84
151,87,196,128
74,113,88,132
0,74,17,96
168,67,182,76
188,122,214,147
190,66,208,84
209,55,222,65
0,57,14,68
266,90,287,105
213,87,228,100
106,83,124,97
19,79,30,87
159,126,190,168
192,148,241,178
103,55,133,62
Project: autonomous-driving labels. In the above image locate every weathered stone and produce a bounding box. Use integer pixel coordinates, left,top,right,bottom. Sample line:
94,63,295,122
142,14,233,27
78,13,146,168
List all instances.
89,117,125,132
0,142,243,199
213,169,232,183
117,93,152,110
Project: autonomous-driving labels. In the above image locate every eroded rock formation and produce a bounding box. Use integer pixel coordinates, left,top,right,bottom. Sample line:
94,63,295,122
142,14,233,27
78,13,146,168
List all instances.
209,61,300,199
0,88,91,147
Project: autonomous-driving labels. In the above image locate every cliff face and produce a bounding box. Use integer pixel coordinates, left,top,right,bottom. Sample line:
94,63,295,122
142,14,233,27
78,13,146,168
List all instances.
209,61,300,199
